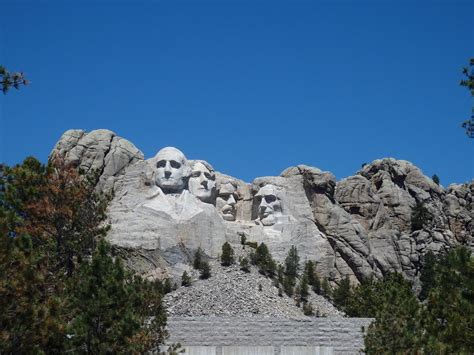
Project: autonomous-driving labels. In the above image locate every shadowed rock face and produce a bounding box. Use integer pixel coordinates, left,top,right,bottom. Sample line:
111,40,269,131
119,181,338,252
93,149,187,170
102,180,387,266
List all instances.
51,130,473,284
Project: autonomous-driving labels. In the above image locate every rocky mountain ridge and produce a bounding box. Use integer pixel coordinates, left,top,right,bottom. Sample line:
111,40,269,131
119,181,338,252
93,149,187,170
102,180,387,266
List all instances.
51,129,473,289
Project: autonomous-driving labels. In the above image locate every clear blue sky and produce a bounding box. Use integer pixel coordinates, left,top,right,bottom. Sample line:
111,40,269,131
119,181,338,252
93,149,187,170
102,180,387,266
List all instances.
1,0,473,185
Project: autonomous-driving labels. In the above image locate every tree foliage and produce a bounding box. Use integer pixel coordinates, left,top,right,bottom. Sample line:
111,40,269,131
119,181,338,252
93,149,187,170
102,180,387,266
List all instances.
460,58,474,138
284,245,299,279
302,302,314,316
0,65,29,94
193,247,203,270
239,257,250,273
419,251,437,301
297,276,309,303
321,277,331,299
332,276,352,310
199,260,211,279
181,271,191,287
411,201,432,232
303,260,321,294
0,157,171,353
220,241,235,266
68,240,167,353
420,247,474,353
0,233,66,353
250,242,276,277
336,248,474,354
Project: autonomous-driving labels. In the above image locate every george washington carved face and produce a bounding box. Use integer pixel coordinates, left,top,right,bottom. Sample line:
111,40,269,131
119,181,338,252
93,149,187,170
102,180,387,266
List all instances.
154,147,190,193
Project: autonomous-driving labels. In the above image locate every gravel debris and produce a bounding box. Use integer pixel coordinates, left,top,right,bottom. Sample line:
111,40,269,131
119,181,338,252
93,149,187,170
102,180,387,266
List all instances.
164,245,343,319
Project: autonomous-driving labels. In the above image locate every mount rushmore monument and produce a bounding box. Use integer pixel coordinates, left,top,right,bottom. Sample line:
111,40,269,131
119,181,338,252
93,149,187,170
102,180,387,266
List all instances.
51,129,473,285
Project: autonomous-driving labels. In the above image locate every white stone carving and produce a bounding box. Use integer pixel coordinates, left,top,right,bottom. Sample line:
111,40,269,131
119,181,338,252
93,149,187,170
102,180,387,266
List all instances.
216,180,239,221
255,184,283,226
152,147,190,193
188,160,216,204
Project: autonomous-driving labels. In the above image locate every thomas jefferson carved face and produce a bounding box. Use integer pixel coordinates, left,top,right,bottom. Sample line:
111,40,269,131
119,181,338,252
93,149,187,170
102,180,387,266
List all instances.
188,161,216,203
216,182,238,221
255,184,282,226
154,147,190,193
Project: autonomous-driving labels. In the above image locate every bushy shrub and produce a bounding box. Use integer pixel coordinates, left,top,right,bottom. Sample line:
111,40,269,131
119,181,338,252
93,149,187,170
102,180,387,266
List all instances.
181,271,191,287
411,202,432,231
199,260,211,279
221,242,235,266
240,257,250,273
303,302,314,316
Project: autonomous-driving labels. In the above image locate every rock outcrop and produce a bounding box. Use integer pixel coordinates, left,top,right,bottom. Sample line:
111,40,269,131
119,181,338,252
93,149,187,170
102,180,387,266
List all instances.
51,130,473,287
50,129,144,192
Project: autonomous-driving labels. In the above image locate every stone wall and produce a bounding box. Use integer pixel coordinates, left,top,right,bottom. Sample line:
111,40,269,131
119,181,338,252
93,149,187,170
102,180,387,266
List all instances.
166,317,373,354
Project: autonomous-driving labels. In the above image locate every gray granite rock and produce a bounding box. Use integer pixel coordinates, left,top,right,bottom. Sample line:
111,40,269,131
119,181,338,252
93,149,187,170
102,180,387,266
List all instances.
164,244,343,318
49,131,473,290
51,129,144,192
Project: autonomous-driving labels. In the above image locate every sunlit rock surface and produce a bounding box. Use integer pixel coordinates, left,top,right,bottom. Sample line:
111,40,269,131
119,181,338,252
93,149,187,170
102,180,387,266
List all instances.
51,130,473,285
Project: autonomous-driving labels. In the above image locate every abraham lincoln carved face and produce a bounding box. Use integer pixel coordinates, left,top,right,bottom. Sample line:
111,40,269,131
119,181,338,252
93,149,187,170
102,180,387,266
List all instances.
255,184,282,226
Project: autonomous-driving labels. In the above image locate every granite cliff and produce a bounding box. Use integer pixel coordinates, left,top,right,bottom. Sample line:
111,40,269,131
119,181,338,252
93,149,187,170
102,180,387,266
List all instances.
51,129,473,288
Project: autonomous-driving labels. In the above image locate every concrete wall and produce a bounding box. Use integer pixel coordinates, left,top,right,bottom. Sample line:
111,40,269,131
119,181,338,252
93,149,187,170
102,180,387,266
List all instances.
167,317,373,354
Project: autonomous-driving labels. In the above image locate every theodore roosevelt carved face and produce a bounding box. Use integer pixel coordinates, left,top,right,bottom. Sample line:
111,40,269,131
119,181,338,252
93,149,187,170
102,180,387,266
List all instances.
216,181,239,221
255,184,282,226
154,147,190,193
188,161,216,203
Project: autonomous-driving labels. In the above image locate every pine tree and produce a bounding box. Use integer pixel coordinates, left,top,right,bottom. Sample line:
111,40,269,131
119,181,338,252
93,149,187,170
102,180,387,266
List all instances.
240,257,250,273
181,271,191,287
411,202,432,231
67,240,167,353
221,242,235,266
312,273,321,295
460,58,474,137
332,276,352,310
283,274,294,297
199,260,211,279
193,247,203,270
163,278,173,294
362,274,423,354
303,302,314,316
285,246,300,279
0,157,170,353
298,276,309,302
304,260,316,286
432,174,440,185
0,65,29,94
266,257,277,278
421,247,473,353
0,233,66,353
321,277,331,299
283,246,299,295
249,242,277,277
362,249,474,354
277,263,284,285
419,251,437,301
255,242,270,265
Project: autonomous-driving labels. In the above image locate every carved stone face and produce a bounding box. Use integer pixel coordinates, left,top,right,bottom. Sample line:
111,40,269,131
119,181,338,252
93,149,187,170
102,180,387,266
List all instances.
255,184,282,226
216,182,238,221
188,161,216,203
154,147,189,193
